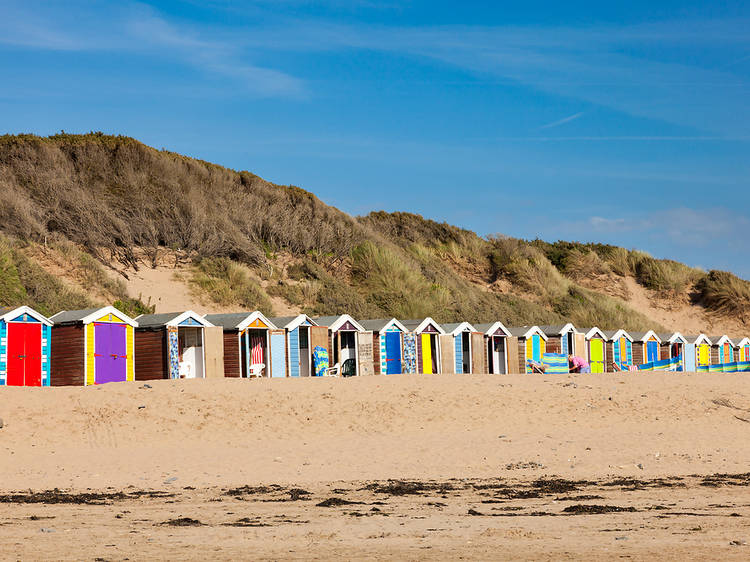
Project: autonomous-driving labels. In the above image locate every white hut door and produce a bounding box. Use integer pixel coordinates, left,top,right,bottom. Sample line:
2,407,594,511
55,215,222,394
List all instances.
179,327,204,379
493,337,506,374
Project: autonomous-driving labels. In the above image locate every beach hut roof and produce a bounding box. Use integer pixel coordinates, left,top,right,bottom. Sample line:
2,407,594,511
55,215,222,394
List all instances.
400,317,447,335
313,314,365,332
441,321,477,336
268,314,317,330
583,327,607,340
137,311,214,329
507,325,548,340
602,329,633,342
539,323,579,336
50,306,138,327
473,321,511,337
709,335,734,346
360,318,408,333
0,305,53,326
629,330,662,343
204,311,275,331
683,334,712,345
734,337,750,347
656,332,688,344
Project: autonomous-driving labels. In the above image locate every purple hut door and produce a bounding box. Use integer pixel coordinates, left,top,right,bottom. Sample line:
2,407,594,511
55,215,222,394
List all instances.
95,323,127,384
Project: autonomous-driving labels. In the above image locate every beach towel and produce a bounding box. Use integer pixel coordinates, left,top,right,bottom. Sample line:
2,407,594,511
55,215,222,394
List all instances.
542,353,569,374
312,345,329,377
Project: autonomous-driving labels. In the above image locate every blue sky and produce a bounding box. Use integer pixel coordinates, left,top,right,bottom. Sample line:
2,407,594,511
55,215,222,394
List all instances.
2,1,750,276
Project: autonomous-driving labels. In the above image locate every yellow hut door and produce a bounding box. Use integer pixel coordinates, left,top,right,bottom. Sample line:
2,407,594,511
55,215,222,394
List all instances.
590,339,604,373
421,334,433,374
697,344,710,366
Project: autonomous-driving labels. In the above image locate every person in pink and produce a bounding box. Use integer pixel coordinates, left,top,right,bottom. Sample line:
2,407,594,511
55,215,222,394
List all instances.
568,355,589,373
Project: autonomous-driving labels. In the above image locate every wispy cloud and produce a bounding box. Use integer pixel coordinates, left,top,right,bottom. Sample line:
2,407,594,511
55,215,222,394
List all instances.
0,0,304,97
538,112,584,130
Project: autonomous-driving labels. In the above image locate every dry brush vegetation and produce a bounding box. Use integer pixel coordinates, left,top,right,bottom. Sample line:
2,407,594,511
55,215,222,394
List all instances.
0,132,747,330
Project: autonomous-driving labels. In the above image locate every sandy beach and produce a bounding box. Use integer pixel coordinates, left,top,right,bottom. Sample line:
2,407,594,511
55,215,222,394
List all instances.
2,373,750,559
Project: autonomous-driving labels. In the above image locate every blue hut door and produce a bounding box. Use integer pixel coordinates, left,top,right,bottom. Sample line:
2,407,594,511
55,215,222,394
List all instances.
385,332,402,374
270,331,286,378
684,344,696,372
646,340,658,362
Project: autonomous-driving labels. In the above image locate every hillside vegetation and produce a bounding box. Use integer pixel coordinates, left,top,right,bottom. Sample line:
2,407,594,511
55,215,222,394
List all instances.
0,133,747,332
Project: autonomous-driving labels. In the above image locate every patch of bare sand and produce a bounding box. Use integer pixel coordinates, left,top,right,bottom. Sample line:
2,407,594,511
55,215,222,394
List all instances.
622,277,748,335
2,373,750,559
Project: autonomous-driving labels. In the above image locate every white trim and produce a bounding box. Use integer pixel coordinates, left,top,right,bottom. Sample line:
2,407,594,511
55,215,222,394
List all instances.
542,323,579,336
235,311,277,331
735,337,750,348
662,332,688,345
377,318,408,333
276,314,318,331
633,330,662,343
79,306,138,327
0,306,53,326
327,314,365,333
412,317,447,335
605,329,633,342
711,335,734,346
512,326,548,341
688,333,712,346
480,321,511,338
585,327,607,340
138,310,214,328
445,321,477,336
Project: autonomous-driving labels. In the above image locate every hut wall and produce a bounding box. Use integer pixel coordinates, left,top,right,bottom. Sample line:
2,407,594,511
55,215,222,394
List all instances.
506,337,520,374
372,332,382,375
517,337,527,373
546,336,562,354
632,342,645,366
204,326,225,378
605,342,615,371
574,334,587,361
222,331,241,377
134,329,168,380
711,346,720,365
51,324,85,386
471,332,485,374
438,334,453,374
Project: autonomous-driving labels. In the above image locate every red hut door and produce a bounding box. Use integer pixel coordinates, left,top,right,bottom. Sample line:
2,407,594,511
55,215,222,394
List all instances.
6,322,42,386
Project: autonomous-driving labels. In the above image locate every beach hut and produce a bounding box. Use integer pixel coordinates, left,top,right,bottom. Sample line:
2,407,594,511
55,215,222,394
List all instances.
507,326,548,374
683,334,712,371
540,324,580,356
630,331,662,366
583,327,608,373
441,322,482,374
603,329,633,371
401,318,446,374
474,321,511,374
657,332,687,362
360,318,408,375
135,311,215,380
709,335,735,365
313,315,367,377
269,315,319,377
735,337,750,362
205,312,277,378
50,306,138,386
0,306,53,387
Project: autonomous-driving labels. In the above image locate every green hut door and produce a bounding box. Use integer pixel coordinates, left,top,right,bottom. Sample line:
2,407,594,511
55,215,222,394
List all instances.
589,339,605,373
